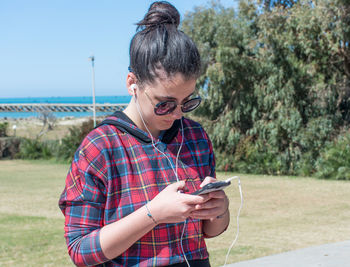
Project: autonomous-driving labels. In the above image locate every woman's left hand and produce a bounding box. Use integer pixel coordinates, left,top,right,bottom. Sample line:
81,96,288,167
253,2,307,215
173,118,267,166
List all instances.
190,177,229,221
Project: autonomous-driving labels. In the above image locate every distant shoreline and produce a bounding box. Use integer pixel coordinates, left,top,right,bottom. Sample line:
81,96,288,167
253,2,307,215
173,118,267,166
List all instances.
0,115,99,140
0,114,104,122
0,95,131,119
0,111,113,120
0,95,131,104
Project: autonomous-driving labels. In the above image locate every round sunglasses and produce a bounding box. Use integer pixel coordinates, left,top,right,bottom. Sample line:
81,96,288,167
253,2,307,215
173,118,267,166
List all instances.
144,90,202,116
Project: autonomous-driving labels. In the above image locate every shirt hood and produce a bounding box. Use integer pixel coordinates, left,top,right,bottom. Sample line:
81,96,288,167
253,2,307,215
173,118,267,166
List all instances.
96,111,181,144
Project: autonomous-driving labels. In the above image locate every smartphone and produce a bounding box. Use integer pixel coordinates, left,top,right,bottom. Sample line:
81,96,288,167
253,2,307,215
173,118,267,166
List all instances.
191,176,238,195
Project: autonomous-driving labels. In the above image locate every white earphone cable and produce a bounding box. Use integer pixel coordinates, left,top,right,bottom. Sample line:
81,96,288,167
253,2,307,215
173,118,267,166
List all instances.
135,96,190,266
224,177,243,266
135,94,243,267
135,97,183,182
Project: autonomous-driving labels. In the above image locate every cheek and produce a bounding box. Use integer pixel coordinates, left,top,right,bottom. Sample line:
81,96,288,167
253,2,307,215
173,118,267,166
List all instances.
149,114,166,128
142,108,160,125
143,111,157,125
139,102,172,129
138,98,154,119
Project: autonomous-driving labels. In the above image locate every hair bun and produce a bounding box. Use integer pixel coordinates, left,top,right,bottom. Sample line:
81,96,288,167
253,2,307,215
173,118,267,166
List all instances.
137,1,180,31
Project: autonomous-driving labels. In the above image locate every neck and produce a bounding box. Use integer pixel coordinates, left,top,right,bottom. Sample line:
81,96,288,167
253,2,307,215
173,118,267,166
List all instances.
123,102,160,139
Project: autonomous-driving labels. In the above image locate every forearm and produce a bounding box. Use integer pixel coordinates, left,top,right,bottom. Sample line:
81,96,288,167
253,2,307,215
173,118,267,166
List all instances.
202,209,230,238
64,181,207,266
65,204,156,266
100,205,156,259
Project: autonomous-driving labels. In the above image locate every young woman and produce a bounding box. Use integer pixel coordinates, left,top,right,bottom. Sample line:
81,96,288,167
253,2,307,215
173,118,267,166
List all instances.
59,2,230,266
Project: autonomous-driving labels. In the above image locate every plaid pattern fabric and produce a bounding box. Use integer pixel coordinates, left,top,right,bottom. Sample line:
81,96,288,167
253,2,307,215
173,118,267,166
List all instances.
59,116,216,267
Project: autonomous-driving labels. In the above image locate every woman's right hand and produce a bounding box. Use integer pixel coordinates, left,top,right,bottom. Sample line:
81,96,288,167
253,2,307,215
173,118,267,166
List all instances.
147,181,209,224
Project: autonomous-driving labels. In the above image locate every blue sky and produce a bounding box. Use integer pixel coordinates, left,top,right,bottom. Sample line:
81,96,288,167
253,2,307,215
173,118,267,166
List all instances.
0,0,237,98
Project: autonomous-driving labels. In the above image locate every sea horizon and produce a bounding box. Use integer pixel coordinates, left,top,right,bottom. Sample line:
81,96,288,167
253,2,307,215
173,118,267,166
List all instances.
0,95,131,119
0,95,131,104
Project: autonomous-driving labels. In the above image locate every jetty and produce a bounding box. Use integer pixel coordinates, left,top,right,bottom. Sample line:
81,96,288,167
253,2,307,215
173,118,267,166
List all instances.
0,103,128,113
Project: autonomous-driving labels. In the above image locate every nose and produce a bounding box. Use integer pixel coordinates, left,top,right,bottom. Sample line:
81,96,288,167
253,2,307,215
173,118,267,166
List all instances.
172,105,183,120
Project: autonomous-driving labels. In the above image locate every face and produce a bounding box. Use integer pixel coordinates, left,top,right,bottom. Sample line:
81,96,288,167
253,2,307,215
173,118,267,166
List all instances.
137,73,198,135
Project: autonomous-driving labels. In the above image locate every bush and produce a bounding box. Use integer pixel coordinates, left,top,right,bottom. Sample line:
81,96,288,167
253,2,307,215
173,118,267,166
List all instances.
17,138,53,160
0,137,21,159
0,122,9,137
315,132,350,180
15,118,102,162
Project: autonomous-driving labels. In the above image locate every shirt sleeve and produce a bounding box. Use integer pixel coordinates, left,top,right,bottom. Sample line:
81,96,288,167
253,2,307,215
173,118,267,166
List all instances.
59,134,110,266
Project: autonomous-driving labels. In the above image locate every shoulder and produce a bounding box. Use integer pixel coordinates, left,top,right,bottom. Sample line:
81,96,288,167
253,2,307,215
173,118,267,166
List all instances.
77,122,122,157
69,123,124,182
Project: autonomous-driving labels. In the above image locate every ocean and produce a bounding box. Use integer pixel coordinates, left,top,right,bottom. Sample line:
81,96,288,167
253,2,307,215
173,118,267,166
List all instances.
0,96,131,119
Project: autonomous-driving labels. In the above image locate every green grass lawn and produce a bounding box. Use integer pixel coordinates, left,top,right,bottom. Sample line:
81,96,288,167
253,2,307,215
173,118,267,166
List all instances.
0,160,72,266
1,160,350,266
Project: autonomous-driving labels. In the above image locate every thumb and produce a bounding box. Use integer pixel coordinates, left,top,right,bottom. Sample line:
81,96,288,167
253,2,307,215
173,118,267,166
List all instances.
170,180,186,191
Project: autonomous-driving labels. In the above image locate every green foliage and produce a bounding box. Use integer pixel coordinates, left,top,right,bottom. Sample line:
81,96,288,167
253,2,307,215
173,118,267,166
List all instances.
0,122,8,137
8,1,350,181
0,137,21,159
17,119,99,162
18,138,53,160
315,132,350,180
182,0,350,178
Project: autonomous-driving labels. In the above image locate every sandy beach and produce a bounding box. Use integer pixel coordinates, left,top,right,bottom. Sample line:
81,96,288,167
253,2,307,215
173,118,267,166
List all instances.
0,115,102,140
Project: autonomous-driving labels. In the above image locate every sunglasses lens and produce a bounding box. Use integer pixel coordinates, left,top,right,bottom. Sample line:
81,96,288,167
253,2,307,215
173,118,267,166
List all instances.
154,97,201,115
155,101,177,115
182,98,201,113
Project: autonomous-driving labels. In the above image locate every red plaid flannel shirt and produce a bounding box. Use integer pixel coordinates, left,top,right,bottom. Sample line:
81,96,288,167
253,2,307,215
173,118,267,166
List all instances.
59,115,215,266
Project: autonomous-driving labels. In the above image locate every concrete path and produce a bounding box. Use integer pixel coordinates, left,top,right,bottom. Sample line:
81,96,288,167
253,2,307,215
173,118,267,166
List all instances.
225,240,350,267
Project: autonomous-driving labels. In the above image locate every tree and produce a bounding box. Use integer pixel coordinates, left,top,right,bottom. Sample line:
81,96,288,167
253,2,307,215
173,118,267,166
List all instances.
260,0,298,11
37,109,57,137
182,0,350,175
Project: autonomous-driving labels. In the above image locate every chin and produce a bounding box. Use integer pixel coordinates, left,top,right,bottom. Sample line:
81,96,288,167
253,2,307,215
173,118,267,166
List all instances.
160,119,174,129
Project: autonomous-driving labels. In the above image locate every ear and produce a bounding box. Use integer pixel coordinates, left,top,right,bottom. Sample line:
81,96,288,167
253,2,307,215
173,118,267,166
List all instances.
126,72,138,96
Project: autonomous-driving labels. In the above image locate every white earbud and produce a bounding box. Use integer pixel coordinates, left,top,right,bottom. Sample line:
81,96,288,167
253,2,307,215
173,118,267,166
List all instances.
130,84,137,96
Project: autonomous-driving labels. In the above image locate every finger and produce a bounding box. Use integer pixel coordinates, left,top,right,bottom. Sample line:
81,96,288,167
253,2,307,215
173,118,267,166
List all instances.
181,193,210,205
195,198,222,210
199,176,217,188
208,190,226,199
169,180,186,191
190,208,218,219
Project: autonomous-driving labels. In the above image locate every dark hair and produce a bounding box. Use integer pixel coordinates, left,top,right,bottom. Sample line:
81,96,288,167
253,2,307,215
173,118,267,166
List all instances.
129,1,201,85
